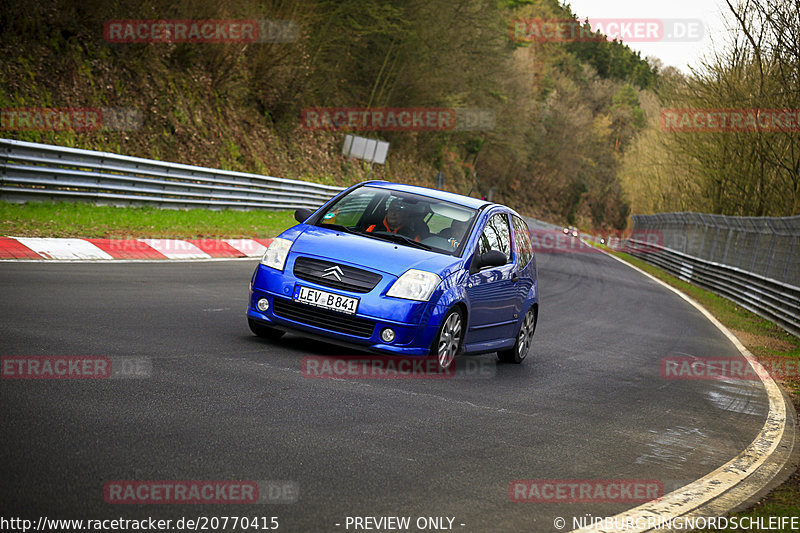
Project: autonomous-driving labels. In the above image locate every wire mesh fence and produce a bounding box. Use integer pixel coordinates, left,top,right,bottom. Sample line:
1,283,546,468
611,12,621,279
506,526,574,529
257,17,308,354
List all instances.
631,213,800,288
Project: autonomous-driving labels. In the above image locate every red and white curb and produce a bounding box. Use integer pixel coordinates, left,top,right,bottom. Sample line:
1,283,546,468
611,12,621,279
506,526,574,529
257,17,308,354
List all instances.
0,236,273,261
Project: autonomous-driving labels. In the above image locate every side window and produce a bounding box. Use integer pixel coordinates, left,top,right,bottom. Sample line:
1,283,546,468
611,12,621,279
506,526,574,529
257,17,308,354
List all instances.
512,215,533,267
477,213,512,262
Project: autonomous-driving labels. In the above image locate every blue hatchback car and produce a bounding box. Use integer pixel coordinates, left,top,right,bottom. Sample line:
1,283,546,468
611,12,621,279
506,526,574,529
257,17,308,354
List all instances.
247,181,538,370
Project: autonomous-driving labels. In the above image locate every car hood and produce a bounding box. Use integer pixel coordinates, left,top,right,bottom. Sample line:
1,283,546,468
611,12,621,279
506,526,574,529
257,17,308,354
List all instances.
288,225,463,278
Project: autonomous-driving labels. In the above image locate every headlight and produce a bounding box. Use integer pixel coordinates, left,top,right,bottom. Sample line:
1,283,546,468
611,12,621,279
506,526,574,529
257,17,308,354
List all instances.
387,269,442,301
260,238,293,271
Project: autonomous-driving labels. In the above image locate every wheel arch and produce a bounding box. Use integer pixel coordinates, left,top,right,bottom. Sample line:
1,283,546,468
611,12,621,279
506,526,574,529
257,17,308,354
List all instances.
428,301,468,355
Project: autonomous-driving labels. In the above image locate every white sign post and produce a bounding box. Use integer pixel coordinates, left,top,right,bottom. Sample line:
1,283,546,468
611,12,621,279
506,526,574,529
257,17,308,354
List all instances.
342,134,389,179
342,134,389,165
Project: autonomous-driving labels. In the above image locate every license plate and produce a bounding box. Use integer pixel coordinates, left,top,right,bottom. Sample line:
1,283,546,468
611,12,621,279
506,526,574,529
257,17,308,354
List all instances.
293,285,359,315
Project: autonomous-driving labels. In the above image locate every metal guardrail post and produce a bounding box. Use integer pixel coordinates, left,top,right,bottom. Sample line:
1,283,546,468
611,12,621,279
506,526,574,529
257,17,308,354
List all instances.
678,213,689,253
750,230,761,273
721,221,733,265
765,219,777,278
732,218,745,270
785,235,796,284
708,215,719,262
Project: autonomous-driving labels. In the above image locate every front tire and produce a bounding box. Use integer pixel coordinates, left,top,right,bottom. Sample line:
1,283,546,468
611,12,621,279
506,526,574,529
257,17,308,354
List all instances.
498,307,536,364
430,307,464,370
248,318,285,341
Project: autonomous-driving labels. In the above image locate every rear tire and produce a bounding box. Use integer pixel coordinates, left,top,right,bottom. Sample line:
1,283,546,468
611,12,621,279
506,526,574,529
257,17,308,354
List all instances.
498,307,536,364
248,318,285,341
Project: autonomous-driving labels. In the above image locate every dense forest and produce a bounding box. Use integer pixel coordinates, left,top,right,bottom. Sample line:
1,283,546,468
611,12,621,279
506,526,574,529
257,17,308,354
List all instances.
1,0,795,227
620,0,800,217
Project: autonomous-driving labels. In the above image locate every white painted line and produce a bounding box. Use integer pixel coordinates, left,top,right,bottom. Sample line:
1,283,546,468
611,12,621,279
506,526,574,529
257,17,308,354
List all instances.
570,249,791,533
137,239,211,259
224,238,267,257
13,237,114,260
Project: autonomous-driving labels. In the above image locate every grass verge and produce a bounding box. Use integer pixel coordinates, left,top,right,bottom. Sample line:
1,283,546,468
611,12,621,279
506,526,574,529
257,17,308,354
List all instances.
0,201,296,239
601,245,800,532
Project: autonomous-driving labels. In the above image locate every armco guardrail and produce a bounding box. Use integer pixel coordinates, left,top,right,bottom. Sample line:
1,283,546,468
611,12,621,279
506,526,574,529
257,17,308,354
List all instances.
0,138,344,210
632,212,800,287
623,238,800,338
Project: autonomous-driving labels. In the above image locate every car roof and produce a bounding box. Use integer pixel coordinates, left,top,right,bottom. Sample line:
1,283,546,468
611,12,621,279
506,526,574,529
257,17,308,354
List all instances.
358,181,493,210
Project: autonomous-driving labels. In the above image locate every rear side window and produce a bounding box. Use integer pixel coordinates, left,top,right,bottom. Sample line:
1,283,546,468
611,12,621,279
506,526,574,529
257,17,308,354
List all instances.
477,213,512,263
512,215,533,267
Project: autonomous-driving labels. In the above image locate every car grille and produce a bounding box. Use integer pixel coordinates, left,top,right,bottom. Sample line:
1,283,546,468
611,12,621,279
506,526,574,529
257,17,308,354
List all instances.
272,298,376,338
293,257,382,293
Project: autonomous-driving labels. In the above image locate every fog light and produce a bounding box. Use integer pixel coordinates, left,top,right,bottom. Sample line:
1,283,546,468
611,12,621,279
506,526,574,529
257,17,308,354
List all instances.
257,298,270,312
380,328,396,343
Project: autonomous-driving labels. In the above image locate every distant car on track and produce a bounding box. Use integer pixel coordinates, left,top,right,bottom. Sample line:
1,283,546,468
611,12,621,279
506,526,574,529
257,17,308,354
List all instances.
247,181,538,369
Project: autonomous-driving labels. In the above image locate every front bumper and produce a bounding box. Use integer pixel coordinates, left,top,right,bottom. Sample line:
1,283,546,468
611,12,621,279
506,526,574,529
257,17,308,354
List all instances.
248,263,445,356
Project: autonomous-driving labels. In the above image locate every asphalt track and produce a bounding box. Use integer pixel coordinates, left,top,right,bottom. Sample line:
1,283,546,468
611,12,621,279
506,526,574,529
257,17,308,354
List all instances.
0,246,778,532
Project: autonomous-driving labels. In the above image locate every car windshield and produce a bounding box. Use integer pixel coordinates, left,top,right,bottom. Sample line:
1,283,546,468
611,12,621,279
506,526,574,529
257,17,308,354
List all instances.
315,186,477,256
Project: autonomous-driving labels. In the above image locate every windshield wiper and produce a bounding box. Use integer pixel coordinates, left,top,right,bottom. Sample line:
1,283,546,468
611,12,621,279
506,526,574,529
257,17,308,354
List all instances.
370,232,432,250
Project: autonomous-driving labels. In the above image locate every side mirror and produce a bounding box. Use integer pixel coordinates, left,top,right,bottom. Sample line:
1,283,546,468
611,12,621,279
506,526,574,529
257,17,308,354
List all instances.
294,208,313,223
480,250,507,268
470,249,507,273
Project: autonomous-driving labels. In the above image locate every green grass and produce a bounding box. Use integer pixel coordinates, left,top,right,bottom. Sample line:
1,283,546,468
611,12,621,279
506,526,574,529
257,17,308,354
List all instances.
598,245,800,532
0,201,296,239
